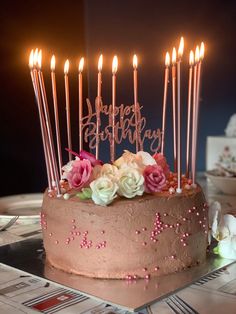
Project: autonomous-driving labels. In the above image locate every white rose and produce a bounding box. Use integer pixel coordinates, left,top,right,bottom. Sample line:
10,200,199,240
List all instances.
90,177,118,206
94,164,119,181
136,151,156,166
61,157,80,180
114,150,137,168
117,167,144,198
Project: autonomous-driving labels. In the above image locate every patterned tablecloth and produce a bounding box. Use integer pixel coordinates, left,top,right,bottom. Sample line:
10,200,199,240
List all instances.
0,176,235,313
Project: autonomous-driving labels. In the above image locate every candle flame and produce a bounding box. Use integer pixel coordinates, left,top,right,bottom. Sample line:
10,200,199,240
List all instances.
189,50,194,66
33,48,38,67
200,42,205,60
165,52,170,67
172,47,176,64
112,55,118,74
29,49,34,69
133,54,138,69
98,54,103,71
178,37,184,58
195,46,200,63
51,55,56,71
37,50,42,69
79,57,84,73
64,59,69,74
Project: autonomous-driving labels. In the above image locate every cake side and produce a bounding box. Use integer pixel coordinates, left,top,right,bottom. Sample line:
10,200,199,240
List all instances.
42,185,208,279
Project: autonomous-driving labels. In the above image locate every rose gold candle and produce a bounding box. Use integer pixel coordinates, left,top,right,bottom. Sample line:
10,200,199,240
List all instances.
29,49,52,191
171,47,177,172
96,54,103,159
37,50,61,196
51,55,63,179
191,46,199,186
161,52,170,154
176,37,184,193
78,57,84,152
64,60,72,161
186,50,194,178
133,54,139,153
111,55,118,163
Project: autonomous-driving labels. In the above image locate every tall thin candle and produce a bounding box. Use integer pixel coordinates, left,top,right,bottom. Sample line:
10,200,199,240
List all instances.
37,50,61,196
133,54,139,153
161,52,170,154
96,54,103,159
176,37,184,193
186,50,194,178
111,55,118,163
29,50,52,191
64,60,72,161
192,43,204,186
171,47,177,172
78,57,84,152
191,46,199,186
51,55,63,179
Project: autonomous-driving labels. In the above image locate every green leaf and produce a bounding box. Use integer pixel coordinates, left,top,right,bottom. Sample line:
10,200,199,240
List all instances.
76,188,92,200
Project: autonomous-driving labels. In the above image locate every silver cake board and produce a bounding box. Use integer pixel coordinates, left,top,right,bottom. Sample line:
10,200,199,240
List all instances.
0,236,235,312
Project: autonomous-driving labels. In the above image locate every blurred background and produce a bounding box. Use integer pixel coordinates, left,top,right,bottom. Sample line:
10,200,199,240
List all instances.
1,0,236,196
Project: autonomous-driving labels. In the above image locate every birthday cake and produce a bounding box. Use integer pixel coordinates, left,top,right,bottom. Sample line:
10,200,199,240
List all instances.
41,150,208,279
29,38,208,279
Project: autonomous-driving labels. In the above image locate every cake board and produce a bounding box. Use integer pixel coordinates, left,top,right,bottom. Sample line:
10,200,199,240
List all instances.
0,236,234,312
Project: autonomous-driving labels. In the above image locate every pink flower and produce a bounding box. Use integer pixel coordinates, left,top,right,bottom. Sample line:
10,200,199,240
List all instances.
153,153,170,178
67,159,92,191
143,164,166,193
79,150,103,167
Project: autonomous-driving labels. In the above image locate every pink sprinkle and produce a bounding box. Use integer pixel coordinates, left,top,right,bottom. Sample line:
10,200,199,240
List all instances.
71,219,75,223
76,231,81,236
169,225,173,229
49,233,53,237
66,241,70,245
71,236,75,241
142,242,147,246
135,230,140,235
171,255,175,259
72,225,76,230
188,209,192,213
142,227,147,231
70,231,73,235
196,212,200,216
101,230,105,234
133,275,137,279
204,230,208,234
183,243,187,247
199,220,202,224
203,224,206,228
66,237,70,241
185,233,189,237
192,206,196,210
154,266,159,271
142,267,147,272
176,223,180,227
163,213,168,217
180,239,184,242
41,213,45,218
164,224,169,228
183,217,187,221
96,245,101,249
145,274,150,279
55,240,59,245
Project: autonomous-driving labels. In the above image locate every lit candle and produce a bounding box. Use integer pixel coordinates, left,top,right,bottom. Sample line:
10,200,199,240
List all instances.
176,37,184,193
96,54,103,159
78,57,84,152
29,49,52,192
111,55,118,163
64,59,72,161
37,50,61,196
161,52,170,154
186,50,194,178
171,47,177,172
192,43,204,186
133,54,139,153
51,55,63,179
191,46,199,186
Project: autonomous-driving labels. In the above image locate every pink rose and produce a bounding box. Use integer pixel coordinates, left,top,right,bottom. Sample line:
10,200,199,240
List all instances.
153,153,170,178
67,159,92,191
79,150,103,167
144,164,166,193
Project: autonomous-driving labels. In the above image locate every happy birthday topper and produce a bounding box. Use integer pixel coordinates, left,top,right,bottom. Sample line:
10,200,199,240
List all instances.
82,98,162,155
